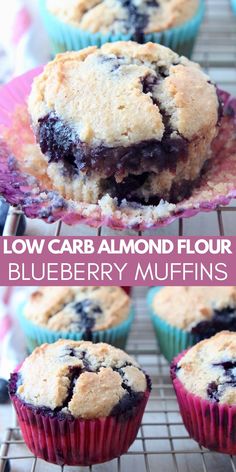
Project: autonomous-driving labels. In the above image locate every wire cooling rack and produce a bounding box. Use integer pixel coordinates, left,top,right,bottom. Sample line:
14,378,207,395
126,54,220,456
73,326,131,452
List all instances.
1,287,236,472
2,0,236,237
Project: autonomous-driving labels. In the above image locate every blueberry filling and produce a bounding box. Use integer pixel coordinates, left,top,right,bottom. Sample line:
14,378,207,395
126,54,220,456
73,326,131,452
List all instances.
213,361,236,384
207,381,220,402
118,0,160,42
38,113,188,178
73,299,103,341
38,113,77,167
106,162,210,204
206,360,236,403
191,306,236,341
109,362,145,416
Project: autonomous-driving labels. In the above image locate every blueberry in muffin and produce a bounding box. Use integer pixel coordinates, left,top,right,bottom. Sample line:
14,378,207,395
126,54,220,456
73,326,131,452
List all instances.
46,0,199,43
23,286,130,340
174,332,236,404
153,286,236,340
9,340,151,465
27,41,221,206
171,332,236,453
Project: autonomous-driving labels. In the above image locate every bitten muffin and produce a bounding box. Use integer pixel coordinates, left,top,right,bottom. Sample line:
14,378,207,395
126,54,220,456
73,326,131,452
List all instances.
153,286,236,337
24,286,130,335
46,0,199,40
171,332,236,453
27,41,221,206
9,340,151,465
148,286,236,362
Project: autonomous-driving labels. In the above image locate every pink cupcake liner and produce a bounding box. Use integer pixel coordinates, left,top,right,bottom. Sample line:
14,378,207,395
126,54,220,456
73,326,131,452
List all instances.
171,351,236,455
10,372,150,466
0,69,236,230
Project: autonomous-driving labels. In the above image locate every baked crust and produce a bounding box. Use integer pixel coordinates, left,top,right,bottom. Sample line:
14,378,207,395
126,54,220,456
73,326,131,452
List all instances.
16,340,147,418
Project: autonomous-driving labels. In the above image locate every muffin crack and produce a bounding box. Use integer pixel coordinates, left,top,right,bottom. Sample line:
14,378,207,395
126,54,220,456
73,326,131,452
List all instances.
118,0,150,42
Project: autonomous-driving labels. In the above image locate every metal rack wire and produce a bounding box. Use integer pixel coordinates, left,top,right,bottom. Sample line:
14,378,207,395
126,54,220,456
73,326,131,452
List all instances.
2,0,236,237
1,288,236,472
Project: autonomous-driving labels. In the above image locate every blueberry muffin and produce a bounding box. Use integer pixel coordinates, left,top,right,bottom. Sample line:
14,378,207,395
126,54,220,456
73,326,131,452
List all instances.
46,0,199,41
153,286,236,337
171,332,236,453
148,286,236,362
27,41,220,207
24,286,130,335
20,286,133,350
9,340,151,465
175,331,236,404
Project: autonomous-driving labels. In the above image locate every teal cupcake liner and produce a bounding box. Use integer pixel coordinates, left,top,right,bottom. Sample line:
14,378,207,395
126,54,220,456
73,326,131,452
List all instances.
39,0,205,58
231,0,236,15
147,287,196,363
18,302,135,353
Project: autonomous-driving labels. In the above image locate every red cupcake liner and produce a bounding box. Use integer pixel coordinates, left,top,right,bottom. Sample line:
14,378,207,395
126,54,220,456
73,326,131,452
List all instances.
10,385,150,466
0,68,236,230
171,351,236,455
122,286,132,295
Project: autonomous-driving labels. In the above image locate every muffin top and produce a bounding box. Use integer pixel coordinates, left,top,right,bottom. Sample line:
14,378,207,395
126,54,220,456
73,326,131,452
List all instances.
176,331,236,405
14,340,148,418
28,41,219,158
152,287,236,330
46,0,199,36
23,286,130,334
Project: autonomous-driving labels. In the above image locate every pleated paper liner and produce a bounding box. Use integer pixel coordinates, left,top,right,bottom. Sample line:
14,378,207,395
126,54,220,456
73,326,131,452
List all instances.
171,351,236,455
9,371,151,466
0,68,236,231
